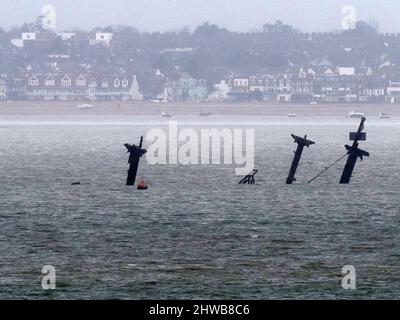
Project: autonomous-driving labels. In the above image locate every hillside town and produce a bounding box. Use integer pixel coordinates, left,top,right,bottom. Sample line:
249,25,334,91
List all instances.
1,12,400,104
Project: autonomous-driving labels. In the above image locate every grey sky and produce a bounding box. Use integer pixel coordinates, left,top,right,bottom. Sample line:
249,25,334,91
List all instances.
1,0,399,33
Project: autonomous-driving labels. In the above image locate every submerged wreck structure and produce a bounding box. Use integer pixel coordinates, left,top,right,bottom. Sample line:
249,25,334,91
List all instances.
286,134,315,184
340,117,369,184
239,169,258,184
307,117,370,185
125,136,147,186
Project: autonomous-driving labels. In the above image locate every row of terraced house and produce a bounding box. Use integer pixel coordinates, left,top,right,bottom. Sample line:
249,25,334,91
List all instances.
228,67,400,103
2,66,400,103
0,73,144,101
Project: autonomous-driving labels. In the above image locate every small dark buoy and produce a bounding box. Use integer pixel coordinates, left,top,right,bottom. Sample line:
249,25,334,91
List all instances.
71,182,81,185
137,180,148,190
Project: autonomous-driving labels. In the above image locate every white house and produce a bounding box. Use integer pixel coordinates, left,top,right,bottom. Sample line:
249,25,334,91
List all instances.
58,32,76,41
90,32,114,47
22,32,37,41
386,81,400,103
233,77,249,92
338,67,355,76
11,32,37,48
249,76,264,92
0,79,6,100
275,74,293,102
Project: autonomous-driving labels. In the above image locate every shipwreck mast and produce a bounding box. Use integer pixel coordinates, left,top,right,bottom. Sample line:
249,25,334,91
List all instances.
125,136,147,186
286,134,315,184
340,117,369,184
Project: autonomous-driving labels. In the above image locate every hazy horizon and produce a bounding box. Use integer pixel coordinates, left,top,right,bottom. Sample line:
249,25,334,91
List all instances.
0,0,399,33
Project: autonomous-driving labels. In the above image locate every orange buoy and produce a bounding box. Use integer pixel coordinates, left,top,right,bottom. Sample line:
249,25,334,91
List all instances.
137,180,148,190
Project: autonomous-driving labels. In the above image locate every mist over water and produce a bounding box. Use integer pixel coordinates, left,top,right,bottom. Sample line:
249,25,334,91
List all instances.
0,105,399,299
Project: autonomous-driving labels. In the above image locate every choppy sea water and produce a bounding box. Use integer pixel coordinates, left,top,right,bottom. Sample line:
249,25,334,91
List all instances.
1,110,400,299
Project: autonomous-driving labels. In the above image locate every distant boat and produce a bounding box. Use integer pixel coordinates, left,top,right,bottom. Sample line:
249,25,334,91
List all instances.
288,113,297,118
379,112,391,119
348,111,365,119
160,111,172,118
200,110,212,117
77,103,94,109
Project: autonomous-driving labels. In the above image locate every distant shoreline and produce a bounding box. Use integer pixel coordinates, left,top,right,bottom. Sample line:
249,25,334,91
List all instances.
0,100,398,124
0,100,396,109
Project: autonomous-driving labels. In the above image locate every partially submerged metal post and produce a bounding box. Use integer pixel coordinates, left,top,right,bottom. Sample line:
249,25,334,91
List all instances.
340,117,369,184
239,169,258,184
286,134,315,184
125,136,147,186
